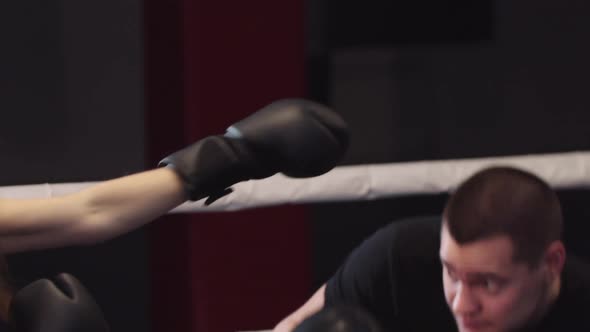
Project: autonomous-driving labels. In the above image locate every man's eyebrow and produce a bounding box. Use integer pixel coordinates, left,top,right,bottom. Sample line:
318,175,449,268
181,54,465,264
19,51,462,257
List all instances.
438,259,508,280
473,272,507,280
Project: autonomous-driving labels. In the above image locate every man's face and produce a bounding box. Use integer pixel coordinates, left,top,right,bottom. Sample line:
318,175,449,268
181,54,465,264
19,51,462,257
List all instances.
439,224,548,332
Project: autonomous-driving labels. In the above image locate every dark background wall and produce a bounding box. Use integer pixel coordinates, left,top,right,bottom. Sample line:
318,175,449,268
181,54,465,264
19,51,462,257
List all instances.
1,0,590,331
0,1,149,331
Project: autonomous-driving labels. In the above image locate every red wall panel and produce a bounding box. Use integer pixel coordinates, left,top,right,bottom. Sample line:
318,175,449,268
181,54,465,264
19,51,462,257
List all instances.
145,1,310,331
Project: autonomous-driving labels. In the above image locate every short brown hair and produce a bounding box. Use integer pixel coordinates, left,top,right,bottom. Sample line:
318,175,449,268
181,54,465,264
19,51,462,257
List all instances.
443,166,563,267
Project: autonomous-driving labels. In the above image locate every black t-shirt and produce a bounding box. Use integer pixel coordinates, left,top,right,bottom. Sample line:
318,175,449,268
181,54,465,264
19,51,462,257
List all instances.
530,256,590,331
325,216,590,331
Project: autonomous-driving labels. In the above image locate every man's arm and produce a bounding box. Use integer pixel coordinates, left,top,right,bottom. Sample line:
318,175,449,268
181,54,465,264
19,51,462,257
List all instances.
0,167,186,253
274,284,326,332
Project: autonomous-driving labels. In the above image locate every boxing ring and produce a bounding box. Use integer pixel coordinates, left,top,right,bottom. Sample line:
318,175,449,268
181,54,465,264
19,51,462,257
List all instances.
2,151,590,211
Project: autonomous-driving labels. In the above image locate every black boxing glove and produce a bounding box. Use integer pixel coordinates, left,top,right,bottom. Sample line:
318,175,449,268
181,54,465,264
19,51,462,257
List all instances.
159,98,349,203
293,305,383,332
10,273,110,332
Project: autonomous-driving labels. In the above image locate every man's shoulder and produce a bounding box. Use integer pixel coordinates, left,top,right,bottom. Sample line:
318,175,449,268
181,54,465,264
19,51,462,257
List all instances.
371,216,445,309
340,215,442,270
375,215,442,256
325,215,450,330
377,215,442,240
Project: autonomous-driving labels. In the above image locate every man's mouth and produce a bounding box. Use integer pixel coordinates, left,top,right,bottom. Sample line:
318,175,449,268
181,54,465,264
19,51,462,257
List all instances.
458,317,490,331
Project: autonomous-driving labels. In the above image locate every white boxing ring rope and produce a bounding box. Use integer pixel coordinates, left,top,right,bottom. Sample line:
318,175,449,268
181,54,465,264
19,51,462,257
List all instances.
1,151,590,212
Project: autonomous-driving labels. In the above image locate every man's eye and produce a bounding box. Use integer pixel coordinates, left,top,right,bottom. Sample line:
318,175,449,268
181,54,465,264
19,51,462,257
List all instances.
446,268,458,281
483,279,502,293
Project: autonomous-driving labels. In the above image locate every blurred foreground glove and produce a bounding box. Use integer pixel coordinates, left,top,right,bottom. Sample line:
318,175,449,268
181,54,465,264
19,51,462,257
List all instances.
159,98,349,203
294,305,383,332
10,273,109,332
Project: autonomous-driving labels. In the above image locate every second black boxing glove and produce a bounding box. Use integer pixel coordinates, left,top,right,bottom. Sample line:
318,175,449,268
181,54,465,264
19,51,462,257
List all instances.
10,273,110,332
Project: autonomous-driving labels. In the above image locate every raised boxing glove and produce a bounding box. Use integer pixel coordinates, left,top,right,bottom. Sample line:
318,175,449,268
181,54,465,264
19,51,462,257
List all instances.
159,98,349,204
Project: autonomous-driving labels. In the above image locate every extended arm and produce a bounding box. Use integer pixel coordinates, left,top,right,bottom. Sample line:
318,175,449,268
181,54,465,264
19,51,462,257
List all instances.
0,167,185,253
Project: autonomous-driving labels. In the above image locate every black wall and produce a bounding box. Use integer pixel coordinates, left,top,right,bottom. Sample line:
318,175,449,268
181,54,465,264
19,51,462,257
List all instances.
0,2,148,331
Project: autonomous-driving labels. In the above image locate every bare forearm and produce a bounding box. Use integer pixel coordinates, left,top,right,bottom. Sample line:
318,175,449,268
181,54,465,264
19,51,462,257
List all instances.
274,284,326,332
0,168,187,253
72,167,186,238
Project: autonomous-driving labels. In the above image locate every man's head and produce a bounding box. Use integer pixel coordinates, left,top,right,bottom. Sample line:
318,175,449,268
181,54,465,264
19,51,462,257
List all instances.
439,166,565,332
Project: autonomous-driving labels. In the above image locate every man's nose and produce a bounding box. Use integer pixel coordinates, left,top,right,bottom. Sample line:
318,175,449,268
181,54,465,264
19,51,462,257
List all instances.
452,283,480,315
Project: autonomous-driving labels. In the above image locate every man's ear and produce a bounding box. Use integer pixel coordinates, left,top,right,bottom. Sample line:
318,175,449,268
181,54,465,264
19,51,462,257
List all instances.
543,241,566,280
